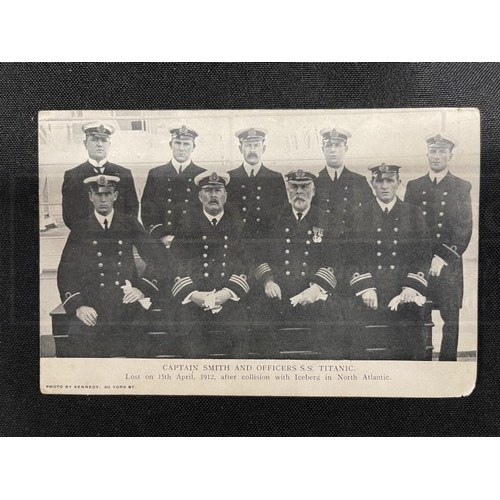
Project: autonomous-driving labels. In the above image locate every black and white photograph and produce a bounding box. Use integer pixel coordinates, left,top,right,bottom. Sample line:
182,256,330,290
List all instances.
39,108,479,396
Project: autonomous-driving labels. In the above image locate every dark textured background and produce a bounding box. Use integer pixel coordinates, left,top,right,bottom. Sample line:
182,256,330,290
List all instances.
1,63,498,436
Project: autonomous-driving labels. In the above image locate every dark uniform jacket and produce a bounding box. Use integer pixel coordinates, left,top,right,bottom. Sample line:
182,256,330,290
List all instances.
346,198,432,301
314,166,373,228
250,204,340,299
226,164,287,228
405,171,472,307
57,211,165,321
62,161,139,230
169,210,250,302
141,161,206,238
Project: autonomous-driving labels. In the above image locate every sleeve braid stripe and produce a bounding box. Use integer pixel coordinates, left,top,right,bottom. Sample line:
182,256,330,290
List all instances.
255,263,272,279
443,244,461,258
142,277,159,292
349,273,372,286
315,268,337,288
62,292,81,307
172,277,194,296
407,273,428,287
229,275,250,293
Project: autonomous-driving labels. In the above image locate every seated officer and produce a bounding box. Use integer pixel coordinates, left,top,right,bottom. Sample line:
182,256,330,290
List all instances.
57,175,167,358
169,171,250,358
249,169,346,359
346,164,432,360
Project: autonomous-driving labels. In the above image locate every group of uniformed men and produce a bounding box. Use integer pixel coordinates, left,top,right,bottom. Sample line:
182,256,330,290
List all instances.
56,121,472,361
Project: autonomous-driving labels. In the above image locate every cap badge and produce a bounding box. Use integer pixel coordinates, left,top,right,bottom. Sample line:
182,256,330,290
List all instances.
180,125,188,134
98,175,106,185
297,170,305,178
435,134,442,142
380,164,388,172
98,124,105,132
248,128,256,137
209,172,219,182
312,227,323,243
330,128,339,138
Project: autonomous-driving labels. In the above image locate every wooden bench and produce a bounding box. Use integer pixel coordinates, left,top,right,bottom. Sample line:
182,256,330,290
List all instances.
49,302,434,359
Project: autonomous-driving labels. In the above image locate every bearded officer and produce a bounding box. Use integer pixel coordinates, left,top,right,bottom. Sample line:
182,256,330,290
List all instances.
346,164,432,360
141,124,206,247
226,128,287,226
314,127,373,229
62,121,139,229
57,174,167,358
249,169,346,359
404,134,473,361
169,171,250,358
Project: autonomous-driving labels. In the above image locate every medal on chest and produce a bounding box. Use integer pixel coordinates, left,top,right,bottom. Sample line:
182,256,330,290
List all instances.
312,226,323,243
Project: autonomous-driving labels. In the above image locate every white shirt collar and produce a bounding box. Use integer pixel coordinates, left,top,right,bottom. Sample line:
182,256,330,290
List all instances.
243,161,262,177
326,164,345,181
376,197,397,213
172,158,192,173
428,168,448,184
88,158,108,169
292,205,311,220
94,209,114,229
204,210,224,225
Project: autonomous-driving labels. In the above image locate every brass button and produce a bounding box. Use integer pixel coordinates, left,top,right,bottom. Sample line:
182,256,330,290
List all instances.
204,272,209,277
93,241,97,245
118,251,123,256
308,230,312,235
439,212,444,217
242,207,247,212
306,240,311,245
304,251,309,256
285,249,290,254
326,199,330,202
256,218,260,222
97,252,102,257
100,283,105,288
222,263,226,267
377,228,381,232
167,222,172,226
301,272,306,276
302,262,307,267
203,254,208,258
100,273,104,277
115,281,120,286
118,240,123,245
377,252,382,257
436,233,441,238
202,236,207,240
98,263,103,268
257,186,262,190
390,265,395,270
285,228,289,232
393,240,398,245
423,211,427,215
285,271,290,275
224,245,228,249
394,228,398,232
184,199,189,203
167,199,172,203
118,262,122,267
286,239,291,243
167,210,172,214
438,223,442,228
204,263,208,268
242,196,247,200
256,207,261,211
441,201,446,206
256,196,260,200
392,252,397,256
221,273,225,277
377,265,382,270
204,245,209,249
285,260,290,265
422,201,427,205
377,240,382,245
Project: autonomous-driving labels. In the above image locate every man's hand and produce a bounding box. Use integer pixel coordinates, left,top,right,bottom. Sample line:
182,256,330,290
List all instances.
190,291,211,308
214,289,232,306
76,306,98,327
121,280,145,304
429,255,446,277
400,287,418,303
291,284,322,307
361,289,378,310
160,235,175,248
265,281,282,300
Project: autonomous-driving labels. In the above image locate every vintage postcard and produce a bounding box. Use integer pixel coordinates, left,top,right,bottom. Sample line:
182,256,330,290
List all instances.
40,108,479,397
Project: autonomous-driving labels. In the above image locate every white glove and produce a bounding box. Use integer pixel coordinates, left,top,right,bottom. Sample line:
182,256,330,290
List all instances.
429,255,447,277
361,289,378,310
121,280,150,308
290,284,322,307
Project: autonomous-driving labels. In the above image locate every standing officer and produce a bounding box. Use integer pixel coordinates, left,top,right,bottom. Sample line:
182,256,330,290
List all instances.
346,164,432,360
141,124,206,247
57,174,166,358
249,169,346,358
169,171,250,358
226,128,287,226
62,121,139,229
405,134,473,361
315,127,373,228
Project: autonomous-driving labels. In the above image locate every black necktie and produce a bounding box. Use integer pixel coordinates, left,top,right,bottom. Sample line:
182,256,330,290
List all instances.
179,165,183,174
95,167,103,174
433,177,437,185
297,212,303,221
333,170,338,182
250,169,255,178
104,218,108,231
211,218,217,226
384,207,389,215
